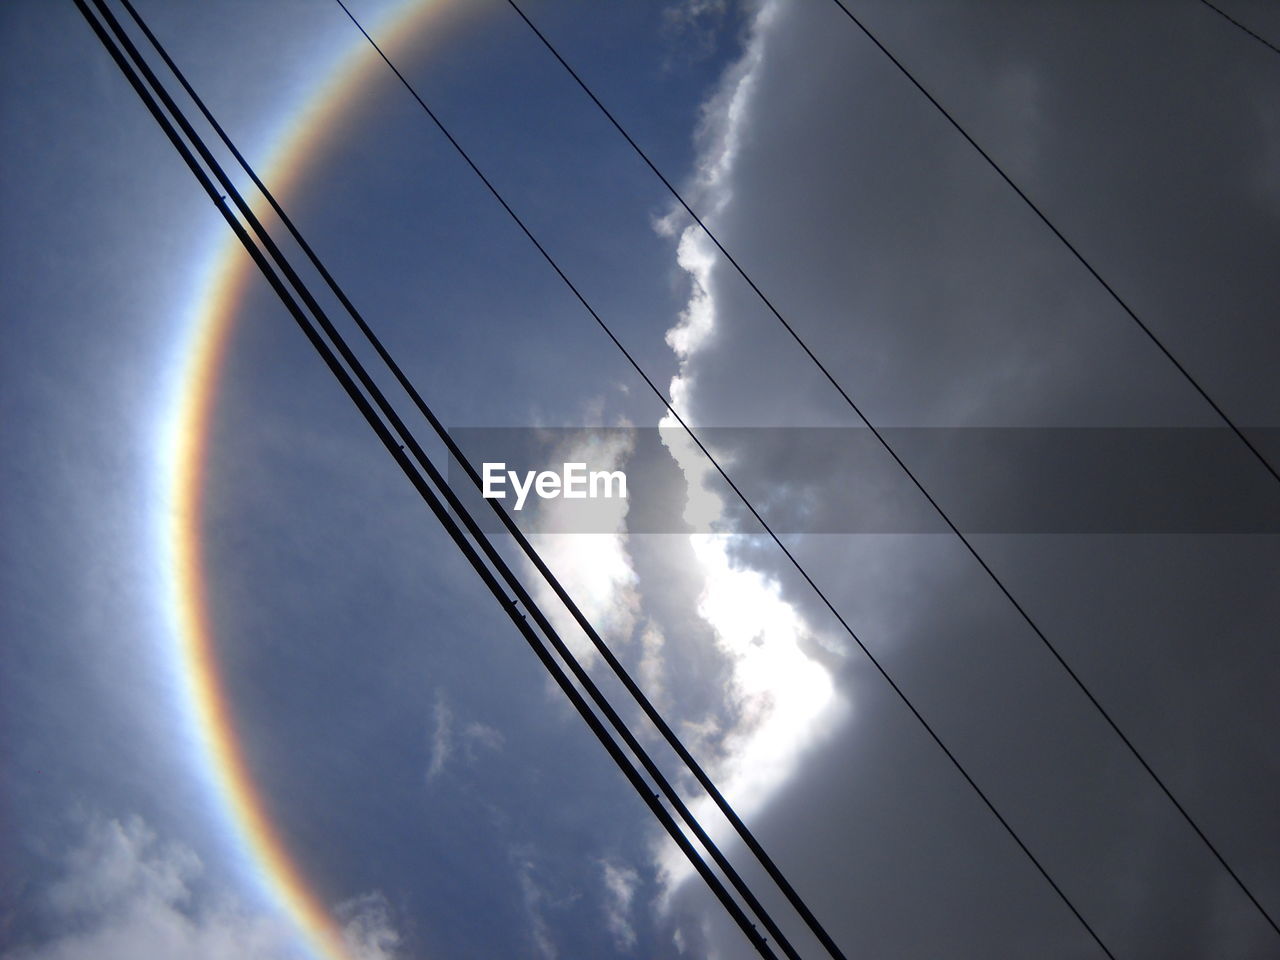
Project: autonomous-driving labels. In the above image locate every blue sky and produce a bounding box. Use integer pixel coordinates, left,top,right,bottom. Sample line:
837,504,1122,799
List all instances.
4,2,1280,958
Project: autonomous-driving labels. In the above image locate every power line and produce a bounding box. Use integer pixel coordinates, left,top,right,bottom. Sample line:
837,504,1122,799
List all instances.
501,0,1280,941
77,4,776,955
112,0,829,957
74,2,781,956
107,1,819,957
818,0,1280,935
1198,0,1280,57
331,1,1117,955
823,0,1278,493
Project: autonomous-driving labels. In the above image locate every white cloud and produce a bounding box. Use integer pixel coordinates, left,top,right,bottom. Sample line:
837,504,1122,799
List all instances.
513,854,557,960
599,860,641,951
426,691,504,784
636,622,670,713
426,691,453,783
5,816,288,960
462,721,504,756
646,529,845,894
664,0,729,37
526,428,640,669
336,893,401,960
661,0,732,66
45,815,199,918
469,5,847,923
651,0,846,897
6,816,404,960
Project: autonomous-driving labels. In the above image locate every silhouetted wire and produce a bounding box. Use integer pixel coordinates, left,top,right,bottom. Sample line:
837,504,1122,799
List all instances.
109,0,804,956
75,2,779,956
819,0,1280,934
825,0,1280,490
333,1,1118,955
506,0,1280,941
1198,0,1280,56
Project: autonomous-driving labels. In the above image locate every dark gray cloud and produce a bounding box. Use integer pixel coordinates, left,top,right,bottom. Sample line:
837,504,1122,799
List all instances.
652,1,1279,956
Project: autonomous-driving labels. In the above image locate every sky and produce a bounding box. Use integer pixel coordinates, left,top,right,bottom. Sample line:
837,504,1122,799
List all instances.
3,1,1279,958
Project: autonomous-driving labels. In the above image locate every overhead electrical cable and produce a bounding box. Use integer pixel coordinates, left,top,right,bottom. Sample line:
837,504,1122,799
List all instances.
331,1,1118,956
1197,0,1280,57
817,2,1280,935
823,0,1280,487
499,0,1280,940
73,2,783,956
76,5,778,957
108,0,814,956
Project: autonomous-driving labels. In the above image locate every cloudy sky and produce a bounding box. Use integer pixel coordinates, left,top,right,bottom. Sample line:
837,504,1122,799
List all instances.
3,1,1279,958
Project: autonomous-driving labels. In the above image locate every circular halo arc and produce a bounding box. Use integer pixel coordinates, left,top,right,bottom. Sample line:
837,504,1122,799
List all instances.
161,3,470,957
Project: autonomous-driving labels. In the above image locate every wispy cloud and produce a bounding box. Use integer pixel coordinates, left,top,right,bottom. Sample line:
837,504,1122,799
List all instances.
599,859,641,952
652,0,844,898
513,853,558,960
336,892,401,960
661,0,731,65
527,428,640,668
4,815,404,960
462,721,504,757
4,815,287,960
426,691,453,783
426,691,504,785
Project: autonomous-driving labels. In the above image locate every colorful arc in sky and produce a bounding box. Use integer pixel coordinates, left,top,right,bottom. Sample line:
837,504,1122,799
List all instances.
159,3,466,957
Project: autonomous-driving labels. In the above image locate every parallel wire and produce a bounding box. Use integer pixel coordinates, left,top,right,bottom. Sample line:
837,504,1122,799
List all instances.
820,1,1280,934
334,1,1116,955
504,0,1280,940
76,2,778,955
825,0,1280,488
1198,0,1280,56
110,0,806,955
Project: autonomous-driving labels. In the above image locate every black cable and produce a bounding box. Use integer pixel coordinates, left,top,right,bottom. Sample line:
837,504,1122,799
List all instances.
118,0,834,955
73,2,777,956
825,0,1279,488
109,0,804,955
507,0,1280,942
1198,0,1280,56
332,2,1117,956
818,1,1280,935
